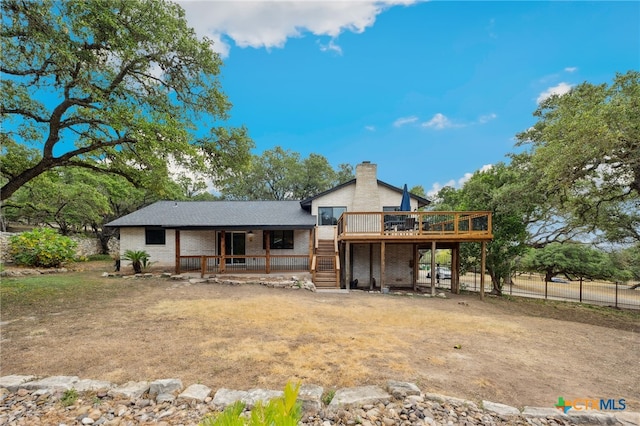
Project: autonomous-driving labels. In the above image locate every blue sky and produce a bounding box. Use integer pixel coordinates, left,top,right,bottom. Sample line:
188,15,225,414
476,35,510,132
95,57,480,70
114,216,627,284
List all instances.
180,0,639,196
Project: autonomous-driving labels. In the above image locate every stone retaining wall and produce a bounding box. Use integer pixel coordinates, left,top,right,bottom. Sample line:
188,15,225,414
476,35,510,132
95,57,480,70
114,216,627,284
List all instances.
1,375,637,425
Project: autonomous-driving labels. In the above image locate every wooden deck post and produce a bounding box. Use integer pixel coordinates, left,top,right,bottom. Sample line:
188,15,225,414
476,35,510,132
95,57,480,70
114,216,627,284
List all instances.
220,230,226,274
452,243,459,294
265,231,271,274
480,241,486,300
345,242,351,289
430,241,436,296
413,244,418,291
380,241,386,291
175,229,181,275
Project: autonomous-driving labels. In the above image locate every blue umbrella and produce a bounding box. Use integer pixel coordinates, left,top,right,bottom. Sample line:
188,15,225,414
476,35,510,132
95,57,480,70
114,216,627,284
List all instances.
400,184,411,211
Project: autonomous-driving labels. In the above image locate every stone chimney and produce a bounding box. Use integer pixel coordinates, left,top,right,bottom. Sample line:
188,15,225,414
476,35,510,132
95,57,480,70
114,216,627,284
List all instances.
352,161,381,212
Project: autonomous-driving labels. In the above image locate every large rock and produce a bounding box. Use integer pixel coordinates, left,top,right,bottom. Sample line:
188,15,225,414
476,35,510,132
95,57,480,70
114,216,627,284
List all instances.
386,380,420,398
74,379,114,392
328,386,391,410
0,375,37,392
212,388,249,408
243,389,284,409
178,384,212,402
298,384,323,413
482,400,520,416
22,376,80,391
108,381,150,399
149,379,183,396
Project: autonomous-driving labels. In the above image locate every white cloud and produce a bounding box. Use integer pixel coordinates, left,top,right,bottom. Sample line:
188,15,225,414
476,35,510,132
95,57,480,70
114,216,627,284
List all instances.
422,113,457,130
393,115,419,127
427,164,493,197
318,39,343,55
537,82,572,104
477,113,497,124
177,0,421,58
564,67,578,73
365,125,376,132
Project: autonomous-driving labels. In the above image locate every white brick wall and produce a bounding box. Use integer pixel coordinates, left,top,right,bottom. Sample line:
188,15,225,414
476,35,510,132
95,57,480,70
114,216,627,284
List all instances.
119,228,310,269
351,243,413,287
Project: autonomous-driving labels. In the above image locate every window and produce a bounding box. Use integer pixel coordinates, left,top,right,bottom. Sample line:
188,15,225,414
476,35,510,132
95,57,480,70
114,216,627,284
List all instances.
319,207,346,225
264,230,294,250
145,227,166,245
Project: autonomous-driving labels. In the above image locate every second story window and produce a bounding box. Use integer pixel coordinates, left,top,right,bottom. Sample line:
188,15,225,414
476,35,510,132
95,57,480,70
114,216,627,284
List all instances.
318,206,346,225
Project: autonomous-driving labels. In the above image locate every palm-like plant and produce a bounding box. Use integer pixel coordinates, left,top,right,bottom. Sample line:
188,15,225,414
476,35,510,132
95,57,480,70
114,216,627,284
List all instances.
122,250,150,274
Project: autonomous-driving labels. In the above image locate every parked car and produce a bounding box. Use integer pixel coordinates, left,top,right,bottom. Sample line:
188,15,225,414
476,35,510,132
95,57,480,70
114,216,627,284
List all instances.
551,276,569,283
427,267,452,280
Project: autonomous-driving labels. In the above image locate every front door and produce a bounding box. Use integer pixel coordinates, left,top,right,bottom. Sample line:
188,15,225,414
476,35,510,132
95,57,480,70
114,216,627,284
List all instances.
218,232,246,264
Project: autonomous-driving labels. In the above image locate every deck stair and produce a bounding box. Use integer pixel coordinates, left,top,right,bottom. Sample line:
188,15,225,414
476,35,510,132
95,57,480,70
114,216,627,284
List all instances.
313,239,339,288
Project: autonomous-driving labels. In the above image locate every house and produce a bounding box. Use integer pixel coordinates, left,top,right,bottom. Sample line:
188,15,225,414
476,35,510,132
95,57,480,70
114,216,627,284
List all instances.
107,161,493,294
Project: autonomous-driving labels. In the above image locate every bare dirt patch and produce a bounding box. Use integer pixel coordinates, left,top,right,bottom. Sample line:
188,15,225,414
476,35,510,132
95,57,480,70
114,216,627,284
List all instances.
1,268,638,411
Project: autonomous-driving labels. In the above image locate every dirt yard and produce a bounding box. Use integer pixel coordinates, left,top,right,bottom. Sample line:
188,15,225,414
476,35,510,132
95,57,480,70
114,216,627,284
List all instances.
1,265,638,411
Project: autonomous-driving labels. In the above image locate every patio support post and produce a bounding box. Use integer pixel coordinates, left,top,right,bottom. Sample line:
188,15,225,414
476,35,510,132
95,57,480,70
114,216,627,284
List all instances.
452,243,460,294
380,241,386,291
413,244,418,291
175,230,181,275
430,241,436,296
220,230,226,273
369,243,374,289
480,241,486,300
308,229,314,273
345,242,351,289
265,231,271,274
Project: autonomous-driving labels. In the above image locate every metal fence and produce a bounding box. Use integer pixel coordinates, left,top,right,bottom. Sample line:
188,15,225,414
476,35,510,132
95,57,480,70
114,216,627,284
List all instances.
418,268,640,310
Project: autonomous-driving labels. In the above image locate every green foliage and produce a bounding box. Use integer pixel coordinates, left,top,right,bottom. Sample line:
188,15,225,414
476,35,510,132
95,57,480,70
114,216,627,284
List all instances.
1,0,253,201
200,382,301,426
218,147,353,200
122,250,150,274
518,243,618,282
60,389,79,407
432,163,533,294
9,228,77,268
516,70,640,244
321,389,336,406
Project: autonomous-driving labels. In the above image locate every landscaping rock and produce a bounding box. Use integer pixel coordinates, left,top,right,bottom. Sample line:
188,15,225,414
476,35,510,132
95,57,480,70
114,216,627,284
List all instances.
108,381,150,399
149,378,183,396
482,400,520,416
328,386,391,410
179,384,212,402
0,375,37,392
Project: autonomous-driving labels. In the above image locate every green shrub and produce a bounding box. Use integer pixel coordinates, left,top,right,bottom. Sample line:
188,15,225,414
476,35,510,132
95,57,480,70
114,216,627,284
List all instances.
9,228,77,268
200,382,301,426
121,249,150,274
60,388,79,407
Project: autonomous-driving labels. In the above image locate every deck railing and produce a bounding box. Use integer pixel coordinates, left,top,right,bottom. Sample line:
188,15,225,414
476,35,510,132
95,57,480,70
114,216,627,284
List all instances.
177,255,310,276
337,211,492,239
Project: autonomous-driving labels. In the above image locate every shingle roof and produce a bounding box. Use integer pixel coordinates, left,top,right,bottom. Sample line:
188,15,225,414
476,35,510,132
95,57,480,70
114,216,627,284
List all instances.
105,201,316,229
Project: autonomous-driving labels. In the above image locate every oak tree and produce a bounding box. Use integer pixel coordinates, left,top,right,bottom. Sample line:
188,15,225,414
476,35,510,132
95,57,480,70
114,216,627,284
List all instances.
1,0,252,201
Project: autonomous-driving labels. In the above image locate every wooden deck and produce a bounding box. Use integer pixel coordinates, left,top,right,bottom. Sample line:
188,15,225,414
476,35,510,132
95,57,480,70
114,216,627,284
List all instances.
336,211,492,242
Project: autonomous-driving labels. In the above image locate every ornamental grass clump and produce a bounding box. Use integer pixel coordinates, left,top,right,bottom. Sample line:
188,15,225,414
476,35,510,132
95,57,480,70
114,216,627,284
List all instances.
9,228,77,268
200,382,301,426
